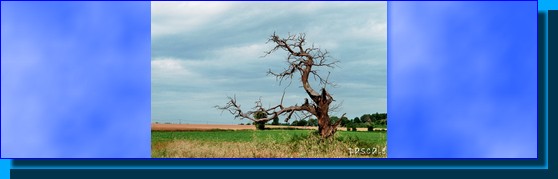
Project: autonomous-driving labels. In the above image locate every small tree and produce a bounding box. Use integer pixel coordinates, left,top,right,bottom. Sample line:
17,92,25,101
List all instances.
308,118,318,126
271,116,280,125
346,122,353,131
367,123,375,131
330,116,339,125
353,117,361,124
298,119,308,126
253,111,267,130
340,116,350,127
291,120,299,126
360,114,371,123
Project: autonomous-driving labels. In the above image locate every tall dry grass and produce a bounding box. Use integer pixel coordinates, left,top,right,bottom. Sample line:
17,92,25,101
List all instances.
152,131,386,158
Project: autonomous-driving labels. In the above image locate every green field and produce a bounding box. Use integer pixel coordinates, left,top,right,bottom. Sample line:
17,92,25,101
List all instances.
152,129,387,158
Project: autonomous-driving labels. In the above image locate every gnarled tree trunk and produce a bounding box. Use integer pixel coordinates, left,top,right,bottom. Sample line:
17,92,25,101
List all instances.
216,32,344,139
318,114,335,138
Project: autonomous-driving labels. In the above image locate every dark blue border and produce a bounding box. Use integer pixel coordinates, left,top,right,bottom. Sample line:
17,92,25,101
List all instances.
1,0,552,174
7,169,555,179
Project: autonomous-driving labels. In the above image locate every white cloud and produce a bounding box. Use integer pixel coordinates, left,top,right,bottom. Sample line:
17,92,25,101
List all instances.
151,57,185,71
151,2,234,37
350,17,387,42
151,2,387,123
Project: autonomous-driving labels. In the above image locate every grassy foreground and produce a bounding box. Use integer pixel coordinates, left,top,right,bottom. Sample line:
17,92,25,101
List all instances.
152,129,387,158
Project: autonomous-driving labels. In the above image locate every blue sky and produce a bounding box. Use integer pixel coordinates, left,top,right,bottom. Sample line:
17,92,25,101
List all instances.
151,2,387,124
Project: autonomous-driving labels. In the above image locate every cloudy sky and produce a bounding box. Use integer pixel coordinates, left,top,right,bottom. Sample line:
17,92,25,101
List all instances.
151,2,386,124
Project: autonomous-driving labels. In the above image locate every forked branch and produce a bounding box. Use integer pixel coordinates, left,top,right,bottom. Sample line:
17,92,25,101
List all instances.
215,95,317,123
217,32,344,138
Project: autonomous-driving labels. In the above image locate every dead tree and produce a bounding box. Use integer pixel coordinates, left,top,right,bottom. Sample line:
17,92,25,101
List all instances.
216,32,345,139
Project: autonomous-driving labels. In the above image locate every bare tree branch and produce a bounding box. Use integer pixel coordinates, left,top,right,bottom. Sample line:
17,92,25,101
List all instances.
332,113,347,128
215,96,317,123
217,32,344,138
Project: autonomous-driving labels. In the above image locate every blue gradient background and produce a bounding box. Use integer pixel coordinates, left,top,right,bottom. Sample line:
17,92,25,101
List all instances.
388,1,537,158
1,2,151,158
0,1,540,160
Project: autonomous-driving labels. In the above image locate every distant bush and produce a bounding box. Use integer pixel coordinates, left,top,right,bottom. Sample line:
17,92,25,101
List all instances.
291,120,298,126
367,124,375,132
271,116,279,125
307,118,318,126
253,111,267,130
296,119,308,126
254,121,266,130
346,123,359,131
376,119,387,126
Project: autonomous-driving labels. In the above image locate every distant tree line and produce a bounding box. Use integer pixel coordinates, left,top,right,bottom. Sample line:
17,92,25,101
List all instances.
240,112,387,129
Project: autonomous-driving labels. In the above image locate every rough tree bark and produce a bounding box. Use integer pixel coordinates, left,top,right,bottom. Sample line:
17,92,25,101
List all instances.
216,32,345,139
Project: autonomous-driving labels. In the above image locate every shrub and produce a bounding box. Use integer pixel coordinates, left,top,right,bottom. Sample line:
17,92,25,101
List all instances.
291,120,299,126
367,124,375,132
253,111,267,130
271,116,279,125
347,123,356,131
297,119,308,126
255,121,266,130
